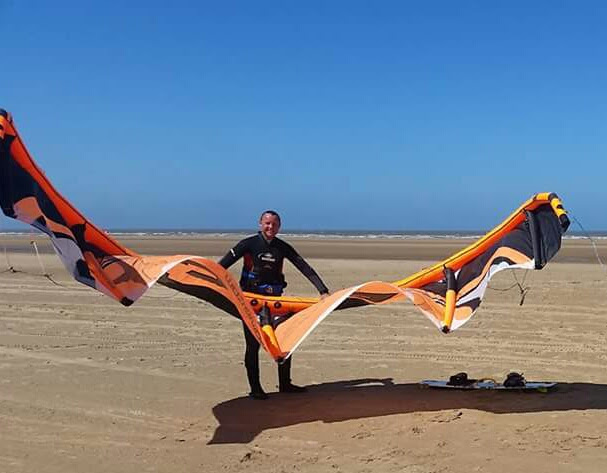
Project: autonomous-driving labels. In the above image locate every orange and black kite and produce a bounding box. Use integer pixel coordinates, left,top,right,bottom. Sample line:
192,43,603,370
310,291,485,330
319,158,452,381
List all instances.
0,109,570,362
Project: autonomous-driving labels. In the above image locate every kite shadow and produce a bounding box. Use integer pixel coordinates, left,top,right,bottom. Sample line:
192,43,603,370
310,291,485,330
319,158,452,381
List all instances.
209,377,607,444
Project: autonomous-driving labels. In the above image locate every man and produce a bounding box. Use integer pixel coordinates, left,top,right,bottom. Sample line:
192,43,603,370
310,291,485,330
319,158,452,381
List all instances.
219,210,330,400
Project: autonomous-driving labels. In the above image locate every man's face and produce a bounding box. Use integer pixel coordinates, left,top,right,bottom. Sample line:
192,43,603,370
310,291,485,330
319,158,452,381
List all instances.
259,213,281,240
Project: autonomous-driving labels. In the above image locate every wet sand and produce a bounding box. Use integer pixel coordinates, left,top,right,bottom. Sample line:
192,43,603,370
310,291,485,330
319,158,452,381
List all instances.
1,236,607,472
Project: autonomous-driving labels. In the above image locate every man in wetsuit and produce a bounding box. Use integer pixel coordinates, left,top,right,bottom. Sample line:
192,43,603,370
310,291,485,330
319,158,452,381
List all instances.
219,210,330,400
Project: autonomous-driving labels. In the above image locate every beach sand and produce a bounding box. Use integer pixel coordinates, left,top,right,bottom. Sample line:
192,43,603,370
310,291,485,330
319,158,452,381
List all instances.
2,235,607,472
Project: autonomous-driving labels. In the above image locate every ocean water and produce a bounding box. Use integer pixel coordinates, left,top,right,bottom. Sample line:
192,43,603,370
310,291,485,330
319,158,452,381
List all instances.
1,229,604,240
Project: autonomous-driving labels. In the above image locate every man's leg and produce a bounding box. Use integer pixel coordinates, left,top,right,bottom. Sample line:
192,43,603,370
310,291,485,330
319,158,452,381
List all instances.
278,356,307,393
242,321,268,400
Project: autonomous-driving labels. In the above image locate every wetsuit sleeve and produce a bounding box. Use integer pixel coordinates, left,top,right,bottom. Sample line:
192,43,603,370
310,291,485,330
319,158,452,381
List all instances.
218,239,247,269
283,242,329,294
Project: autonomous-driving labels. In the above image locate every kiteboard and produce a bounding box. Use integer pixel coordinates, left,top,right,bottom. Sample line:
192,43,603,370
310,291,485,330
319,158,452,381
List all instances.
420,372,556,392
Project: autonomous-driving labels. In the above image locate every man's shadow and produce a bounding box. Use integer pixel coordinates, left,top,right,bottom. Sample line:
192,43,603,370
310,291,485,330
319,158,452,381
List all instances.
209,378,607,444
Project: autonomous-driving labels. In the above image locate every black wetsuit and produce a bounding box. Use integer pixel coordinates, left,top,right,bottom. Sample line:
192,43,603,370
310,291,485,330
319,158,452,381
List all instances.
219,232,329,393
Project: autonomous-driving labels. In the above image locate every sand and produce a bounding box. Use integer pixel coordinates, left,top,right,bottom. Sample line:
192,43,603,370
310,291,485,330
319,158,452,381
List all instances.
2,235,607,472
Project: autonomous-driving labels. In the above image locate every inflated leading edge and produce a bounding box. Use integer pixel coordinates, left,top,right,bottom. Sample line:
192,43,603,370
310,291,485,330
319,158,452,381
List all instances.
0,110,570,362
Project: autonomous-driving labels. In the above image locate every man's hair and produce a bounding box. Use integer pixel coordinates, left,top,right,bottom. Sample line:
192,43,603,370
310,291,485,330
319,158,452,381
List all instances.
259,210,281,224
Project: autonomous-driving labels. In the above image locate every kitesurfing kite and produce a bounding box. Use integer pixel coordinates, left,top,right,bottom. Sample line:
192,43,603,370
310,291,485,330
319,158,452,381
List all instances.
0,109,570,362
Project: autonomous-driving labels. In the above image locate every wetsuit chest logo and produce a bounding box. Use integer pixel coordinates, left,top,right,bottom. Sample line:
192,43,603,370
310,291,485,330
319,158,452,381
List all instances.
259,252,276,263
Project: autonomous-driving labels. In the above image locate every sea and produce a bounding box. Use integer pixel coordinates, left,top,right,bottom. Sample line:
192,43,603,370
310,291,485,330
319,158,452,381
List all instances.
1,228,604,240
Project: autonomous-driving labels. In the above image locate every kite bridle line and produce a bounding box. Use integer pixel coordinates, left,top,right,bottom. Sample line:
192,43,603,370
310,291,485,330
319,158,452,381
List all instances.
28,238,67,287
0,215,16,273
488,212,606,303
0,216,187,299
569,213,607,273
487,269,530,306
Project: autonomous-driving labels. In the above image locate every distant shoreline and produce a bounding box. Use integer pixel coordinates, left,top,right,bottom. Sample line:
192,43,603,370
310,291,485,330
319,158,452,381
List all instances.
1,229,606,240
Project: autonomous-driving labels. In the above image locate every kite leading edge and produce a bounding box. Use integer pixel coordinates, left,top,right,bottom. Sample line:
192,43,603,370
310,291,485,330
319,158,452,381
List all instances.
0,109,569,361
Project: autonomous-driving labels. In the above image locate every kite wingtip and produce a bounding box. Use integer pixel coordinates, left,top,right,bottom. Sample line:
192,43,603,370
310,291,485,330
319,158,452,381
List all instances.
441,325,451,334
120,297,135,307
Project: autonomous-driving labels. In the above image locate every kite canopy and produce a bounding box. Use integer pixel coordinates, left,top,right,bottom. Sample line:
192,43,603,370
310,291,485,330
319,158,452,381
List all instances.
0,109,570,362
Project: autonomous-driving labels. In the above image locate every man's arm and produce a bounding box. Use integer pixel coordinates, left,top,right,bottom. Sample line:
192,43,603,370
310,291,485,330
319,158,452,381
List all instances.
283,242,329,295
218,239,247,269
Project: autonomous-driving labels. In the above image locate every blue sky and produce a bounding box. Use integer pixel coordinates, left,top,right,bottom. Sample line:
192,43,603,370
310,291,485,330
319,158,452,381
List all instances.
2,1,606,231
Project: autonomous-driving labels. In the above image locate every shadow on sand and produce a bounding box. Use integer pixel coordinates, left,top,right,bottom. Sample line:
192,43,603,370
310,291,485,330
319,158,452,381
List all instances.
209,378,607,444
